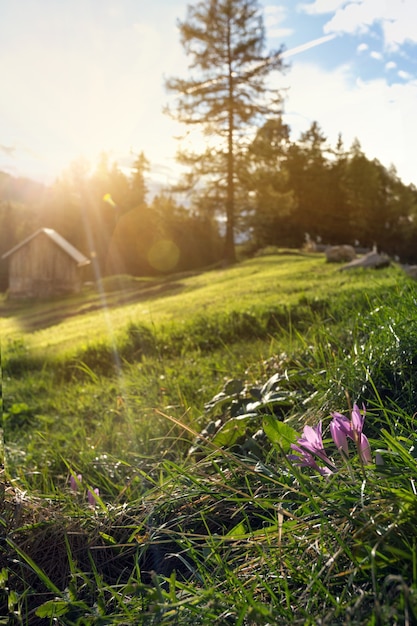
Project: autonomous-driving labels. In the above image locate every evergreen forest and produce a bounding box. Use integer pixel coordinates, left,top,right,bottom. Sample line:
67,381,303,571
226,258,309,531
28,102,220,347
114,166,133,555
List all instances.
1,125,416,294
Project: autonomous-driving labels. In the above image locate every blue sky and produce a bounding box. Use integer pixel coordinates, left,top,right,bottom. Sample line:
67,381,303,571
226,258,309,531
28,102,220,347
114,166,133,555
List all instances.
1,0,416,187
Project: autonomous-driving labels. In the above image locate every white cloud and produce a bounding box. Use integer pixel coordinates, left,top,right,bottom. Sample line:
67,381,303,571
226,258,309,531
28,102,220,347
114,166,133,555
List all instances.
267,25,294,38
276,62,417,185
357,43,369,53
264,5,287,19
306,0,417,51
370,51,383,60
385,61,397,70
323,0,382,36
398,70,413,80
382,1,417,50
263,5,293,39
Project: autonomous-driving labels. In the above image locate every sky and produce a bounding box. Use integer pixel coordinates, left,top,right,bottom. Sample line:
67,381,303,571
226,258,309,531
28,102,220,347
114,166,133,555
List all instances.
1,0,416,189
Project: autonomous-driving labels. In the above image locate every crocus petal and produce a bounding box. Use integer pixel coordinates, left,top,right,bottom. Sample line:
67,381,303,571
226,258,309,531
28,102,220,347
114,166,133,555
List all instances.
289,445,317,466
69,474,82,492
331,413,352,436
298,422,325,455
303,423,322,447
288,453,315,468
351,403,365,435
317,465,334,476
288,451,331,474
331,411,347,421
330,418,349,454
297,438,319,455
291,444,335,473
358,433,372,464
295,421,335,465
87,488,99,506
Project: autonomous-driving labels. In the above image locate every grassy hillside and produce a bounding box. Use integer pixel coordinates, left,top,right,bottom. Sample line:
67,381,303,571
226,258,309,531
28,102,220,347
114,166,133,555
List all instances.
3,252,417,625
0,252,399,355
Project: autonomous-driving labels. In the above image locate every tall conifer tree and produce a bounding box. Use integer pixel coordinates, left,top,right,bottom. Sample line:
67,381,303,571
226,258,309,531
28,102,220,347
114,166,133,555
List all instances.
166,0,285,262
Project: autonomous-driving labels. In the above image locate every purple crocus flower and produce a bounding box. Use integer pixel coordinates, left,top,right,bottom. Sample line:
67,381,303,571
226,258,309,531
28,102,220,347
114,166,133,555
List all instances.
330,414,350,455
289,421,335,475
295,422,330,462
69,473,82,492
350,404,372,464
330,403,372,464
288,446,333,476
87,487,100,506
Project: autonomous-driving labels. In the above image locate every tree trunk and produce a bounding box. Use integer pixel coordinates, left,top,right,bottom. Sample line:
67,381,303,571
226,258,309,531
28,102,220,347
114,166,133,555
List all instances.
224,15,236,264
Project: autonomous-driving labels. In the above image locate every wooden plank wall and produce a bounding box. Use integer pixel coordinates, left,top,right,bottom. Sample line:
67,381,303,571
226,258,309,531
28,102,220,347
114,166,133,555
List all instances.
8,234,81,297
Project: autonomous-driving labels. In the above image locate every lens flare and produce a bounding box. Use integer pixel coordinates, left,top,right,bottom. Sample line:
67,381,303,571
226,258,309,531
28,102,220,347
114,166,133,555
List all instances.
148,239,180,272
103,193,117,208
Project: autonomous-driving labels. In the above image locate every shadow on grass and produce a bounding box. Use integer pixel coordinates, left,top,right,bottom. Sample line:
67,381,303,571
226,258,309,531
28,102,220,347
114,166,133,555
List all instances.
0,279,185,333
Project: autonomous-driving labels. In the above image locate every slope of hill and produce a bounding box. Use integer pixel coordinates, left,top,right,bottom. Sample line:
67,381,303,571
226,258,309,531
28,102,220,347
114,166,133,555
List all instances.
3,252,417,625
0,252,403,356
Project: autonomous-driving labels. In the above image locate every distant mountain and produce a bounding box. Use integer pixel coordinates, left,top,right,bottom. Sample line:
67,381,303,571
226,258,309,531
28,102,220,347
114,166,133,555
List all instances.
0,170,46,206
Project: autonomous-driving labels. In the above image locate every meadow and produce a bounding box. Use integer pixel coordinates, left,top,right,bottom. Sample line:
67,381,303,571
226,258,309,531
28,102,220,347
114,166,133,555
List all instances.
2,251,417,625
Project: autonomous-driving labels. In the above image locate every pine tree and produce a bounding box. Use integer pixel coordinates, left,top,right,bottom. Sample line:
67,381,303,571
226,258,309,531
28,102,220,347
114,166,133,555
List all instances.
129,151,149,210
165,0,285,262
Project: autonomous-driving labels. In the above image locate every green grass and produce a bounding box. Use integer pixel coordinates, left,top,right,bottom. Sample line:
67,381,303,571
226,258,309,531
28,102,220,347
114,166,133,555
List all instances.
1,253,400,356
3,252,417,624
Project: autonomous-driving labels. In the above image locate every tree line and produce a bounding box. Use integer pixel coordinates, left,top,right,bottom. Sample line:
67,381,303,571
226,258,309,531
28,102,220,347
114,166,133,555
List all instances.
1,119,416,294
242,119,417,259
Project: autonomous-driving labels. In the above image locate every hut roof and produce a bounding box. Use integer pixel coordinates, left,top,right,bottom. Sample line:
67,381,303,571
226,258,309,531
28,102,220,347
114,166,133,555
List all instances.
1,228,90,267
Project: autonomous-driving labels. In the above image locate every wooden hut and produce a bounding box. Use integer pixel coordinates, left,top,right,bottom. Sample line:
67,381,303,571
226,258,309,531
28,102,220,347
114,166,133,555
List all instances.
1,228,90,298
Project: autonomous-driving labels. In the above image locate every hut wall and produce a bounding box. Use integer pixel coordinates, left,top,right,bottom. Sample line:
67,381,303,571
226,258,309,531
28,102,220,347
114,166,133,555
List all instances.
8,233,82,297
